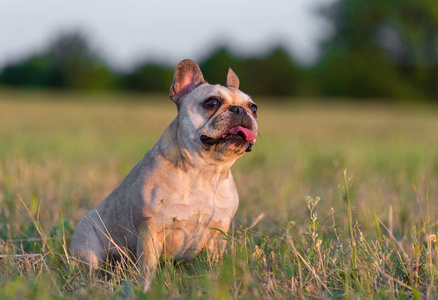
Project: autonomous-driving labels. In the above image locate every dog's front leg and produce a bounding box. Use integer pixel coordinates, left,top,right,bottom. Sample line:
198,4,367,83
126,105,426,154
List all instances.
206,229,228,263
136,225,163,291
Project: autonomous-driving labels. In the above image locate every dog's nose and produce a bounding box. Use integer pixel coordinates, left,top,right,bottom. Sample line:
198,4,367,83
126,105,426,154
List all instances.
229,105,246,115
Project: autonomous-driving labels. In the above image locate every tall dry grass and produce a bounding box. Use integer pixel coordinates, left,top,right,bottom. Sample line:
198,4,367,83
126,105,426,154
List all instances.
1,90,438,298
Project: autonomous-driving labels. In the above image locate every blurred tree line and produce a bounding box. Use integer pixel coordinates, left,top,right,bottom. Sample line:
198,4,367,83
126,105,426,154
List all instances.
0,0,437,101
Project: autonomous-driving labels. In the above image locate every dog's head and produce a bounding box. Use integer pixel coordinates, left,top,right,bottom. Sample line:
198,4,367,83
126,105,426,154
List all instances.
169,59,258,161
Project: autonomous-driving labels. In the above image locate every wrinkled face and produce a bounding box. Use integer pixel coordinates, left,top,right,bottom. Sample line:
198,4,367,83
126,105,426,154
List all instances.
178,83,258,159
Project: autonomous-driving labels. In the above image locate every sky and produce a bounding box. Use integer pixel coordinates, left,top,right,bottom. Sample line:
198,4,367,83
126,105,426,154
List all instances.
0,0,334,71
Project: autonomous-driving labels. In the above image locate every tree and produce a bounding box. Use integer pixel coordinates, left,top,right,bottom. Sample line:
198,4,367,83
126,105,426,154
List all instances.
46,31,116,90
0,55,52,87
316,0,438,99
242,48,304,96
200,48,241,86
200,47,305,97
121,64,173,92
0,31,117,91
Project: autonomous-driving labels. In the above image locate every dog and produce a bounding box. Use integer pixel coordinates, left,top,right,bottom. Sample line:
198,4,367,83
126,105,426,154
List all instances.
70,59,258,287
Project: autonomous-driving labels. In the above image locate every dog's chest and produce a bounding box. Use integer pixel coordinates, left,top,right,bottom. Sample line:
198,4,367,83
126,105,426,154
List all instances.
154,190,235,226
150,187,237,260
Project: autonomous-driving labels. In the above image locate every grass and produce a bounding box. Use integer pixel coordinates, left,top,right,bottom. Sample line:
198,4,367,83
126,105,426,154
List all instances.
1,89,438,298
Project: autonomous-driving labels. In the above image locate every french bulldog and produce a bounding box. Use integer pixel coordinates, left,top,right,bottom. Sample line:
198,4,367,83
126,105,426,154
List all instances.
70,59,258,287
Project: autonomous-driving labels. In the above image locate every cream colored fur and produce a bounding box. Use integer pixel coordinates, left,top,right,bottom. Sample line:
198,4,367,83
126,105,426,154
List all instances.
70,60,258,288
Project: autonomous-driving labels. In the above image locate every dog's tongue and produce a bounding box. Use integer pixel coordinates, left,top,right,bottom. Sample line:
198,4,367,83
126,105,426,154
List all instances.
228,126,257,141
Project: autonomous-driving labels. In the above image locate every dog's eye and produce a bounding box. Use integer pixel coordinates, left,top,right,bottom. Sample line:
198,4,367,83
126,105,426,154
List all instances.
204,98,221,109
250,104,258,117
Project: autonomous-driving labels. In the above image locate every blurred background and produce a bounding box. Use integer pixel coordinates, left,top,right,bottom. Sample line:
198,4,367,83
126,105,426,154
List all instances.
1,0,438,240
1,0,436,100
2,2,438,297
2,2,438,291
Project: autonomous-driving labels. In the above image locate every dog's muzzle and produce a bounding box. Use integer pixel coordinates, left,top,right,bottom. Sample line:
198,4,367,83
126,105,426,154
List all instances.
200,126,256,152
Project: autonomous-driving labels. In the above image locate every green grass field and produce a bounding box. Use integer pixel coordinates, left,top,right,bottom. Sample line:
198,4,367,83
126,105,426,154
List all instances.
1,90,438,298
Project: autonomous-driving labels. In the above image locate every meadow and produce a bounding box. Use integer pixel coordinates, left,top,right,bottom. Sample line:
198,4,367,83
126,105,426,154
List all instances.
1,89,438,298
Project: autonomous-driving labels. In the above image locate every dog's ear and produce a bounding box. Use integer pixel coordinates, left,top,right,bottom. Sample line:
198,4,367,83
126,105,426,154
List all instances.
170,59,205,103
226,68,240,89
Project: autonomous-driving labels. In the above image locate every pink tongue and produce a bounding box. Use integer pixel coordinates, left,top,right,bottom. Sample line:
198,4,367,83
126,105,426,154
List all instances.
228,126,257,141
